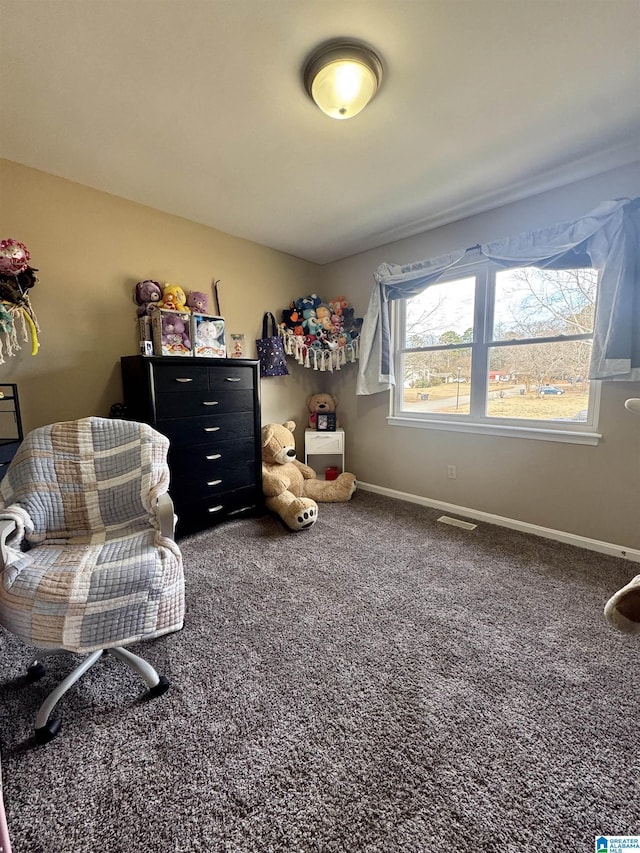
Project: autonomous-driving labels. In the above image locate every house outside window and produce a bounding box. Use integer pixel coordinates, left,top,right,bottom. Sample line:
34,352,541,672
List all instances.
392,259,601,444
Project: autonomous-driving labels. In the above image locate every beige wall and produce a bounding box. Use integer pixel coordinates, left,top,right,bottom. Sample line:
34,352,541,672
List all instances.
322,162,640,549
0,159,321,433
2,158,639,548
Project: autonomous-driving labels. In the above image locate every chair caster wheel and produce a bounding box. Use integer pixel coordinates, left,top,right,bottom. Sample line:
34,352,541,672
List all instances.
26,662,46,682
35,718,61,744
149,675,170,698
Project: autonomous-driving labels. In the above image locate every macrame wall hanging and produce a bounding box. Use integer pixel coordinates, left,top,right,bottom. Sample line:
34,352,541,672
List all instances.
278,293,363,372
0,239,41,364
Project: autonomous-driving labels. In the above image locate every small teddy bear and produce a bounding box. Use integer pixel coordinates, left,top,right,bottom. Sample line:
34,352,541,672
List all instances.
186,290,209,314
261,421,356,532
134,280,163,317
158,283,189,312
307,393,339,429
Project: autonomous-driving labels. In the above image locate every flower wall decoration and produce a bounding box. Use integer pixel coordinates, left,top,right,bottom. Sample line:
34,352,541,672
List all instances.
0,239,40,363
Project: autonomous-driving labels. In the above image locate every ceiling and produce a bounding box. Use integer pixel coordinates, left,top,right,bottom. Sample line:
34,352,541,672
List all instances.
1,1,639,265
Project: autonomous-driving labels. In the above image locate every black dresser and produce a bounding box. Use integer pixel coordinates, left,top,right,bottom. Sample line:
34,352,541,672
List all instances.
120,356,262,536
0,384,23,481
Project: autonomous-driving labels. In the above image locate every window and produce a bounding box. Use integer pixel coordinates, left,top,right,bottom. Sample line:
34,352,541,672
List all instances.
392,259,601,443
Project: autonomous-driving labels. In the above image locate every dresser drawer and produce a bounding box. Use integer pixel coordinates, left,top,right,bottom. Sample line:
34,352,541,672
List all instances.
158,412,256,445
152,364,209,393
208,366,255,392
174,486,260,535
152,363,254,394
155,389,255,420
0,440,20,464
169,456,256,500
169,436,255,469
305,430,344,455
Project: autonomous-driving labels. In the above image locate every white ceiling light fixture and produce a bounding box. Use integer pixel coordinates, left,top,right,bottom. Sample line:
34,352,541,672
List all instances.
303,39,383,120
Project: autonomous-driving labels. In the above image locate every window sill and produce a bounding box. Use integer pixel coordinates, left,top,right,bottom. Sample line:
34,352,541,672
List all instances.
387,415,601,445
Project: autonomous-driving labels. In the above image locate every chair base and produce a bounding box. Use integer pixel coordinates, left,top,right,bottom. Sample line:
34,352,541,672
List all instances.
27,647,171,744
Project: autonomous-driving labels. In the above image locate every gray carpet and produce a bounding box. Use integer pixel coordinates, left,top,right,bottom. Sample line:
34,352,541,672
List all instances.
1,490,638,852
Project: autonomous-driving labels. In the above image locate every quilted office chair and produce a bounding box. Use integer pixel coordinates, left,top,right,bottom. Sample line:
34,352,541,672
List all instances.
0,417,185,743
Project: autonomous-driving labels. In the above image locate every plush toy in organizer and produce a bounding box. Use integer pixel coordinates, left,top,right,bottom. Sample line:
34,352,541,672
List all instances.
329,296,348,316
281,304,305,336
261,421,356,532
306,316,323,337
306,393,339,429
186,290,209,313
158,283,189,312
315,304,333,330
161,313,191,354
134,279,163,316
281,309,294,329
295,294,321,313
341,307,363,336
194,315,225,356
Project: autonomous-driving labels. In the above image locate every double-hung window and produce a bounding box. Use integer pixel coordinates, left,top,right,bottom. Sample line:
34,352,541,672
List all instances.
392,258,601,443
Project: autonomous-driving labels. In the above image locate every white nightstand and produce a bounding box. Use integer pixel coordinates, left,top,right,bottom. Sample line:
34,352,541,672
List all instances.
304,428,345,479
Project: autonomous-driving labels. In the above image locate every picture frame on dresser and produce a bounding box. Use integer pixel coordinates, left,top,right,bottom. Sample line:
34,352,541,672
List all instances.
120,355,263,536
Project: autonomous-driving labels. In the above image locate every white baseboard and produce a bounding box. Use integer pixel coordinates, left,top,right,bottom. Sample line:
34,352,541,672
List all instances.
357,481,640,563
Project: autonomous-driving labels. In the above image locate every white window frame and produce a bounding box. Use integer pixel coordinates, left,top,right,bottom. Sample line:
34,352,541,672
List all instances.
389,258,602,445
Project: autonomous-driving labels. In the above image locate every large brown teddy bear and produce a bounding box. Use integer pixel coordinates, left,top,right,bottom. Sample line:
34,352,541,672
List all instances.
261,420,356,531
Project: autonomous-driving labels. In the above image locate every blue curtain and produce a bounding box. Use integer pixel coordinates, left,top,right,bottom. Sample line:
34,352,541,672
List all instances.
356,197,640,395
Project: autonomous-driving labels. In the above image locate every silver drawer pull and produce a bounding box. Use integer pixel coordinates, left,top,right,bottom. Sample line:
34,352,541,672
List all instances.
174,378,194,383
208,505,224,513
206,453,222,460
207,479,223,487
202,401,219,406
225,377,242,382
204,427,220,432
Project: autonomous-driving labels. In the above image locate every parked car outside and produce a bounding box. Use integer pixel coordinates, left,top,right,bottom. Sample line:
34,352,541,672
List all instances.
538,385,565,395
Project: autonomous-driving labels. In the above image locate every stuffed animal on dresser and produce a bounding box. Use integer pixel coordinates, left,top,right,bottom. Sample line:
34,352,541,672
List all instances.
186,290,209,313
158,283,189,312
134,280,163,317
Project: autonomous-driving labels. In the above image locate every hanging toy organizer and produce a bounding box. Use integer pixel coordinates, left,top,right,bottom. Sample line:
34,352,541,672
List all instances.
278,293,363,372
279,326,360,372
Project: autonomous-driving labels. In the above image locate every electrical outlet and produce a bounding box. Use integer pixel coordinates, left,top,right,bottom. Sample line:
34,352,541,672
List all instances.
447,465,457,479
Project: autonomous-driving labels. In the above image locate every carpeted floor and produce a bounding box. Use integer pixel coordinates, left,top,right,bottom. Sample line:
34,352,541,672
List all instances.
1,490,638,852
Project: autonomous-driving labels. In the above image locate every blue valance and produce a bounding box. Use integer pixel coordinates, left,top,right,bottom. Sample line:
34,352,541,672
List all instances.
356,198,640,395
